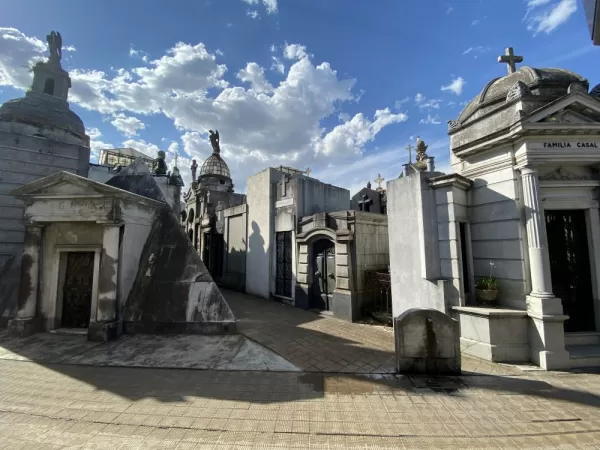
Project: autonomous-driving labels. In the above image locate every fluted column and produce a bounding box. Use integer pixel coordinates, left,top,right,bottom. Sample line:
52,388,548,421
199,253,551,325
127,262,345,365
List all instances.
521,167,554,298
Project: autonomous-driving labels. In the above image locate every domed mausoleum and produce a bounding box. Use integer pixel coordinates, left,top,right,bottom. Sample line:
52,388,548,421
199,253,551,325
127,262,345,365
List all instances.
0,31,90,321
385,47,600,371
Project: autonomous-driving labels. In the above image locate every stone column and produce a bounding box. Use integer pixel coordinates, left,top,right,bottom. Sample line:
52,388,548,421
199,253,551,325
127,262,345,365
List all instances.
8,224,43,336
333,231,357,321
520,166,569,370
88,223,122,342
521,167,554,299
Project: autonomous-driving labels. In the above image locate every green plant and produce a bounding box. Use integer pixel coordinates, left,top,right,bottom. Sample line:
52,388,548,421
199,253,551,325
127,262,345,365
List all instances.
476,260,499,290
476,276,499,290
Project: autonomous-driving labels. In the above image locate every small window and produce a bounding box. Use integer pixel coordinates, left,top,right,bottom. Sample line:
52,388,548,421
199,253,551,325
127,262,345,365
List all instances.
44,78,55,95
219,180,225,184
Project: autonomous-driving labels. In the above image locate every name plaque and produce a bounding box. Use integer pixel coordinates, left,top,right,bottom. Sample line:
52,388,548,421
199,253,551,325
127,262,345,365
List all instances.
55,199,111,215
537,142,599,149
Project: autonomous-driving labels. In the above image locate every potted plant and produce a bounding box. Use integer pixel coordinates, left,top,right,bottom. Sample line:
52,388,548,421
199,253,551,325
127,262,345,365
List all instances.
475,261,499,305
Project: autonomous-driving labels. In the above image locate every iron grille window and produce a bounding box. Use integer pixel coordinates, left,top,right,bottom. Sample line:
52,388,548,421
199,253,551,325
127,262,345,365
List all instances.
275,231,293,297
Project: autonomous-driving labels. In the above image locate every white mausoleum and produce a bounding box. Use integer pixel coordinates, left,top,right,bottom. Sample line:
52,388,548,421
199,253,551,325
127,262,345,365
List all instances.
387,48,600,370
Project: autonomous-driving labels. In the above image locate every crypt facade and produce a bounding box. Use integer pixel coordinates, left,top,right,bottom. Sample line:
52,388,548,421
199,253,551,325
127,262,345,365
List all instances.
387,47,600,370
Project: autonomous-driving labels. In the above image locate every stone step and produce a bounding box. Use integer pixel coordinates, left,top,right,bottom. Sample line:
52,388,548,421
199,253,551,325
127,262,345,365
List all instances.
565,332,600,346
567,344,600,368
48,328,87,336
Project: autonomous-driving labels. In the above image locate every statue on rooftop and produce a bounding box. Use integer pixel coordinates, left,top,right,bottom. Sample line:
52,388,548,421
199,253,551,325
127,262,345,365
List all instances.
209,130,220,154
46,30,62,63
152,150,168,176
415,137,429,162
191,159,198,180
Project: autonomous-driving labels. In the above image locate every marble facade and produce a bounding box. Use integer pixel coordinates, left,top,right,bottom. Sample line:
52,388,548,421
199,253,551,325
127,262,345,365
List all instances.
387,49,600,369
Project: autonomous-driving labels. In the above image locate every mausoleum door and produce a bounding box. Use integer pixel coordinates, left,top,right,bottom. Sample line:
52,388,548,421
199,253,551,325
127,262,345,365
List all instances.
545,210,596,332
275,231,293,298
61,252,94,329
312,239,335,311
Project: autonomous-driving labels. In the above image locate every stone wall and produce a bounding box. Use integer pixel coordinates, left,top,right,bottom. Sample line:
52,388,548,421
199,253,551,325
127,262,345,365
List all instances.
245,168,277,299
387,171,447,316
0,122,90,321
452,147,528,309
219,204,248,292
354,212,389,312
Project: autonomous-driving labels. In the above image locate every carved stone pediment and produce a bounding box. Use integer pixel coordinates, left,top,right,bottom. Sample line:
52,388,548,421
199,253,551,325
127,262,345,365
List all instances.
541,109,596,124
540,167,593,181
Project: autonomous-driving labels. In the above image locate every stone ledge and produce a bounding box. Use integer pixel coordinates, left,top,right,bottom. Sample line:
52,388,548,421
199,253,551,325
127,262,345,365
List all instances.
453,306,528,317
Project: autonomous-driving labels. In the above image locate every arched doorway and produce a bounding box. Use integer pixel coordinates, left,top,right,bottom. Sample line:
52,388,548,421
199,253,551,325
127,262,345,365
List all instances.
312,239,335,311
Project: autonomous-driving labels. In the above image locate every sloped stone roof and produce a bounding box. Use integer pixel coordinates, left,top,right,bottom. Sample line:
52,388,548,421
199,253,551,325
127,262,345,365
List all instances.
457,66,589,126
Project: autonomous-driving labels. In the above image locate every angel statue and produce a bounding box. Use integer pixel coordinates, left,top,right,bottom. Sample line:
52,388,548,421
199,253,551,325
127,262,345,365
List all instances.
46,30,62,63
209,130,220,154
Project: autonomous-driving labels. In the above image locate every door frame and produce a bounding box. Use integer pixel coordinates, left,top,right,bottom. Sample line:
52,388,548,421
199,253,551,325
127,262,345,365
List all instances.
49,245,102,330
311,238,336,310
541,180,600,333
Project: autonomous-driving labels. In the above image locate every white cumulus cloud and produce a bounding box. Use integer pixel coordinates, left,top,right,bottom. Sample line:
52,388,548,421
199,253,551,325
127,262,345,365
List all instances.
441,76,465,95
110,113,146,137
420,115,441,125
242,0,277,15
524,0,577,34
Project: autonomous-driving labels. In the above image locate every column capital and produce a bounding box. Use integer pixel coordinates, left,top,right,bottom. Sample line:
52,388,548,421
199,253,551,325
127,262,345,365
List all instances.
24,223,44,233
520,166,539,176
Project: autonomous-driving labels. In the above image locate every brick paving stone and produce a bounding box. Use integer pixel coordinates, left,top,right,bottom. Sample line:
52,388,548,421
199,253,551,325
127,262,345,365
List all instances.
2,360,600,448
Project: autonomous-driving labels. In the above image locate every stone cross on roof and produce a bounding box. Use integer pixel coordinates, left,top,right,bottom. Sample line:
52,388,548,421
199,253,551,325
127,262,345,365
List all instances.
374,173,385,190
406,144,413,164
497,47,523,75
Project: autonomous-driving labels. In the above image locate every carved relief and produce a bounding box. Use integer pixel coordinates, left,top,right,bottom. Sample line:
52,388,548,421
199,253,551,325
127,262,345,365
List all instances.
568,82,588,94
506,81,531,102
540,167,593,181
447,120,460,132
543,110,594,124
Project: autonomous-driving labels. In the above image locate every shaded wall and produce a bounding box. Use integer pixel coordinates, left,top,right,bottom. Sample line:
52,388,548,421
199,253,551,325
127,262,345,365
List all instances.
219,204,248,291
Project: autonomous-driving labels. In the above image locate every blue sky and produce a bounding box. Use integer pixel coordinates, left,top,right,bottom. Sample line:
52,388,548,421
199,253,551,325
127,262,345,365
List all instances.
1,0,599,193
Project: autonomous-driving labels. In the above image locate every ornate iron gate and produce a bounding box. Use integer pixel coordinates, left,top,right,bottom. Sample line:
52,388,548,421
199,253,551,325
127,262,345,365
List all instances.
61,252,94,328
546,210,596,332
275,231,293,297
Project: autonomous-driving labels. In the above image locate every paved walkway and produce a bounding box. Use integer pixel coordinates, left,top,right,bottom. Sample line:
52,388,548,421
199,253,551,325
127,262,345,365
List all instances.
223,289,523,376
1,359,600,448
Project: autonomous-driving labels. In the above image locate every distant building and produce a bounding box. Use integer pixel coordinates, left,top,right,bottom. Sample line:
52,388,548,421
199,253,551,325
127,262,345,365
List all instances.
89,148,154,183
584,0,600,45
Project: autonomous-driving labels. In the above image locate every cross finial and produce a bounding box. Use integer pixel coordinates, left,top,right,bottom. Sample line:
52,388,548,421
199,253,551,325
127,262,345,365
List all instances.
305,167,312,177
406,144,413,164
173,149,179,168
497,47,523,75
374,173,385,190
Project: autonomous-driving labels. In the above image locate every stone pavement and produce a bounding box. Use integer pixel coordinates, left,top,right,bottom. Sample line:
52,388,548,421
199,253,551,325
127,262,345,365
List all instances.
223,289,523,376
1,359,600,449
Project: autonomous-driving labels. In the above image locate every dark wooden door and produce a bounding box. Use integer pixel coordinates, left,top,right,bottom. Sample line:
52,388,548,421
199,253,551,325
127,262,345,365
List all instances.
61,252,94,328
546,210,596,332
312,240,335,310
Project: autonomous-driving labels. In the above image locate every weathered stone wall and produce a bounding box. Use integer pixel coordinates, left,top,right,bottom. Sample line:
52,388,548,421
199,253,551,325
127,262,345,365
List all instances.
0,122,90,322
354,213,389,312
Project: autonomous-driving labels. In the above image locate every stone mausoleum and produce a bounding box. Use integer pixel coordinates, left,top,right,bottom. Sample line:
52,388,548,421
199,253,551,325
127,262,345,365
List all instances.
0,31,90,324
387,47,600,370
0,31,236,341
184,149,391,322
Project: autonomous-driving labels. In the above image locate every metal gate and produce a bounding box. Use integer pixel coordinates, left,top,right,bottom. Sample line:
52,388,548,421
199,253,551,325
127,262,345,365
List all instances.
546,210,596,332
61,252,94,328
313,240,335,310
275,231,293,297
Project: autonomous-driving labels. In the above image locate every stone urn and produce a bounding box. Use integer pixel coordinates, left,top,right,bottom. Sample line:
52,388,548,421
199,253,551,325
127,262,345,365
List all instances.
476,288,498,305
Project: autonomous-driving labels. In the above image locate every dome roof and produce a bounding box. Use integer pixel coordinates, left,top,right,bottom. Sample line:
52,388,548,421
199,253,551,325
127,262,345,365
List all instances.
0,91,85,138
199,153,231,179
457,66,588,125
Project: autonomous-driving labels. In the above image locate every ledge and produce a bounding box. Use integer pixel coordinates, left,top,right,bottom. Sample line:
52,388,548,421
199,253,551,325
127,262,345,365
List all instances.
452,306,528,318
